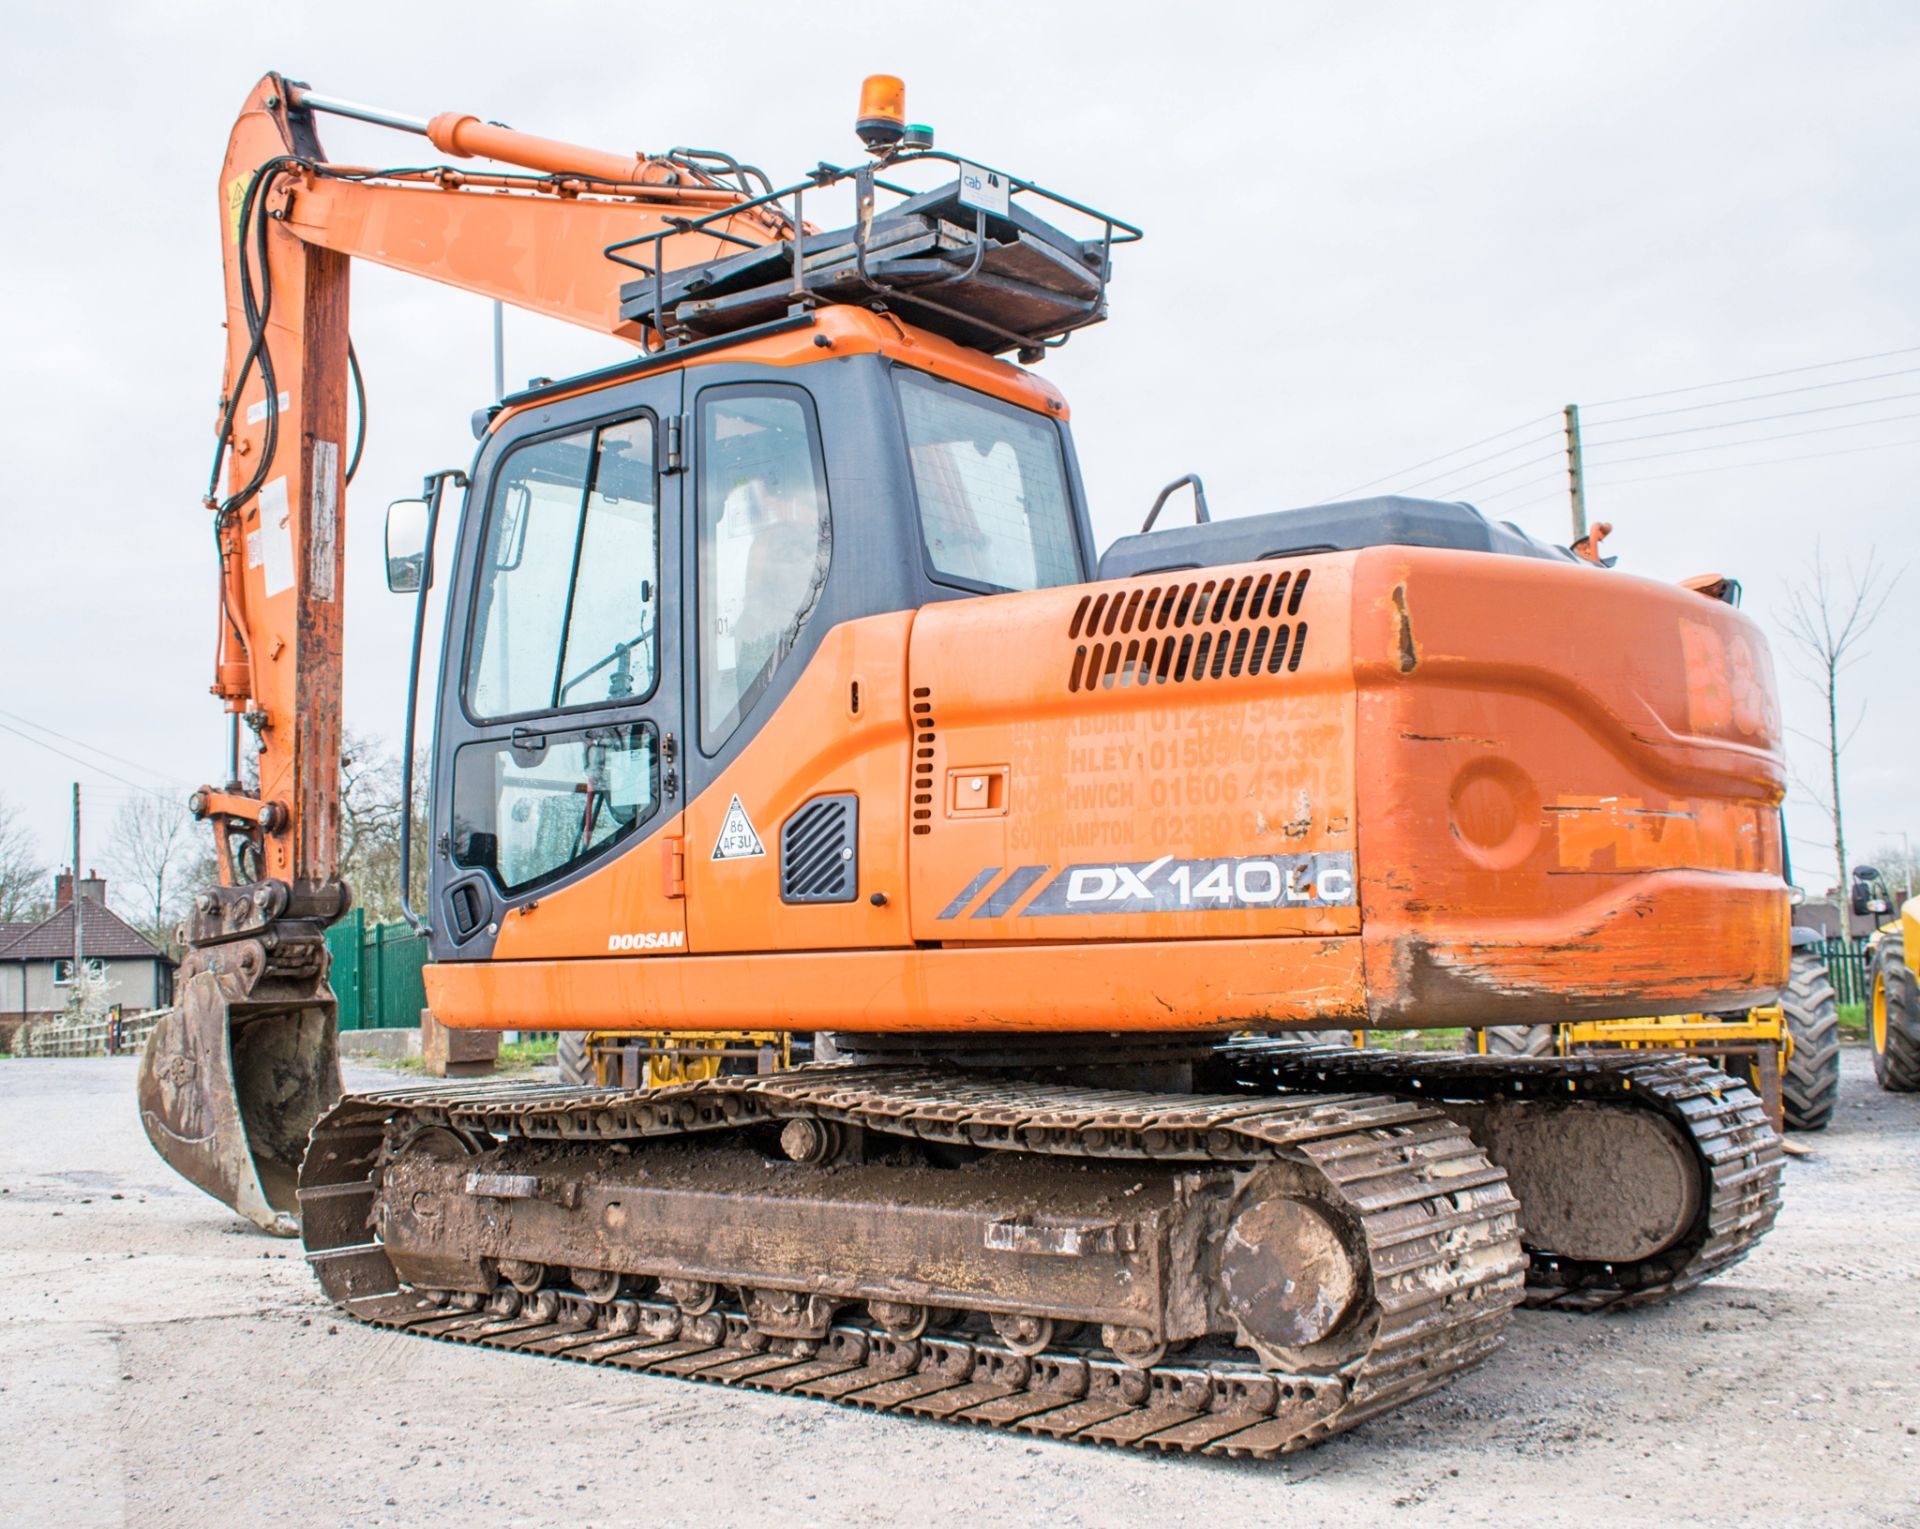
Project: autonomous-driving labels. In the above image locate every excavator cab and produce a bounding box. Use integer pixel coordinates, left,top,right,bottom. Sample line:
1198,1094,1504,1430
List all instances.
417,338,1097,960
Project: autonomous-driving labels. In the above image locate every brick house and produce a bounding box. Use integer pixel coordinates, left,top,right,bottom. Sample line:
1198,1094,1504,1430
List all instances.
0,872,175,1049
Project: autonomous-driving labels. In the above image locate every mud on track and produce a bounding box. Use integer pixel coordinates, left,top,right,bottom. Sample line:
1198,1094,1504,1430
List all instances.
1,1053,1914,1528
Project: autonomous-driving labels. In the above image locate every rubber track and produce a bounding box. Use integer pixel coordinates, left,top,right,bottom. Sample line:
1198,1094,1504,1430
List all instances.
1202,1044,1783,1312
299,1067,1526,1458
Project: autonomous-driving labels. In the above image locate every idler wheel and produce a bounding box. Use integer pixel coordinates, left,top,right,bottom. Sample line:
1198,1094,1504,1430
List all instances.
659,1278,718,1316
1101,1325,1167,1370
571,1266,621,1304
1220,1188,1364,1355
743,1287,837,1341
868,1299,929,1339
499,1259,547,1295
778,1117,844,1164
991,1313,1055,1357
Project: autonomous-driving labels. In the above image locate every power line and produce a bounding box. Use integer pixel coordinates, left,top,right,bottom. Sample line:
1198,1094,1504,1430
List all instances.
1588,364,1920,426
1587,409,1920,470
0,707,190,787
70,783,199,801
1420,445,1566,499
1585,343,1920,409
1587,432,1920,489
1327,413,1556,500
1501,488,1570,515
0,720,185,801
1365,351,1920,522
1585,388,1920,450
1390,433,1563,497
1471,469,1567,505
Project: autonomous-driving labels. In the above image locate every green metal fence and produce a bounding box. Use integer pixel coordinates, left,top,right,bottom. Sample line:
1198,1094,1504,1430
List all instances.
1816,938,1871,1007
325,909,431,1031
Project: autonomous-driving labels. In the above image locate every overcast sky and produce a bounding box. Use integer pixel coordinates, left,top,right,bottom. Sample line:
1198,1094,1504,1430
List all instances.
0,1,1914,898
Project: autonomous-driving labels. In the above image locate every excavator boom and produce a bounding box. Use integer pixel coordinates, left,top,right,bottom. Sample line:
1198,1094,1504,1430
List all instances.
141,74,790,1231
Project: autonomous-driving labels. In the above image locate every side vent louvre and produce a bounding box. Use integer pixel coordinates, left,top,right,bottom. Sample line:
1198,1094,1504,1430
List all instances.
911,687,935,836
780,794,859,904
1067,568,1312,695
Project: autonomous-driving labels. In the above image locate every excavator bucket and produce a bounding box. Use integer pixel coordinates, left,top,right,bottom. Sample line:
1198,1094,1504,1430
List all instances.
137,967,341,1237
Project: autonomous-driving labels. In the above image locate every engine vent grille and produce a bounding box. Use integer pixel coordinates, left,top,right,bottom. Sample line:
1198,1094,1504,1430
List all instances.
781,794,859,904
1066,569,1311,694
911,687,935,836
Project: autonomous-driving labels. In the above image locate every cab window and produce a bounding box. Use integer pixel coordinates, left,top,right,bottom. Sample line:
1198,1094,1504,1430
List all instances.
450,722,658,893
696,388,831,753
896,370,1080,593
467,417,658,720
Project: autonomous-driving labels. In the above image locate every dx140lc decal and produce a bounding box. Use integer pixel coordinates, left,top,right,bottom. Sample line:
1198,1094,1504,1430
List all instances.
938,852,1357,920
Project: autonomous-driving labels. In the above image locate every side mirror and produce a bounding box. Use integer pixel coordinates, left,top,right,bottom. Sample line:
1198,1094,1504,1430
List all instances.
386,498,430,592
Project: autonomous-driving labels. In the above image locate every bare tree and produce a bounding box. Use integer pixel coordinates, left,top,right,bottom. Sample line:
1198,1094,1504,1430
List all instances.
338,730,429,924
104,793,203,947
59,958,114,1024
1780,543,1901,936
0,794,47,924
1866,835,1920,908
88,735,426,943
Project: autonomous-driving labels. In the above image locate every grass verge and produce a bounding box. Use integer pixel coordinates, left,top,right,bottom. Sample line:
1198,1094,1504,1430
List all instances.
361,1036,558,1075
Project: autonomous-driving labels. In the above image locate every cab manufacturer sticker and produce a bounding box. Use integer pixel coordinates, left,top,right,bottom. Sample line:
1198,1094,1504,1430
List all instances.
607,930,686,952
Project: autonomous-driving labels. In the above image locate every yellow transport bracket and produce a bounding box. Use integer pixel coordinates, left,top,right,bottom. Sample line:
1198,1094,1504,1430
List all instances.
586,1030,793,1090
1555,1009,1789,1131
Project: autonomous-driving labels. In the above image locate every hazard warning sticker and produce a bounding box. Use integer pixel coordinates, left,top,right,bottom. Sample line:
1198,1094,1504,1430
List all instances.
711,795,766,861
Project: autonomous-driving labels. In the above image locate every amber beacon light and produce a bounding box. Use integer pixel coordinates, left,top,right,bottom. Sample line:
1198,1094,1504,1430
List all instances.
856,74,907,150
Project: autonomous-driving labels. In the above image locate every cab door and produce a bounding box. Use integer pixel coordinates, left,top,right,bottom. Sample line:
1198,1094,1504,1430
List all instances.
429,374,683,960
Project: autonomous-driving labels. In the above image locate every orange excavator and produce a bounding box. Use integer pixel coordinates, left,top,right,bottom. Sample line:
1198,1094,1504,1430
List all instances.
140,73,1788,1458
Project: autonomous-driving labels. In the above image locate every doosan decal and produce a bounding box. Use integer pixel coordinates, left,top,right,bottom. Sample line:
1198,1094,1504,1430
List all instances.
607,930,687,952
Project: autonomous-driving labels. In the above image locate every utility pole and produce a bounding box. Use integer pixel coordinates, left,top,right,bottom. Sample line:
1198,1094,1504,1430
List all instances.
493,301,506,400
1562,403,1587,542
71,783,83,975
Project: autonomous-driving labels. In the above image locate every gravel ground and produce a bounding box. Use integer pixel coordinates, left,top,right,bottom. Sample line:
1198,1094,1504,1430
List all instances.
1,1050,1914,1528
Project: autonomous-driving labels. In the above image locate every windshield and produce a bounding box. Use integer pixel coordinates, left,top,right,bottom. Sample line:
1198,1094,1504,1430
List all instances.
896,371,1081,592
696,387,832,753
466,417,659,720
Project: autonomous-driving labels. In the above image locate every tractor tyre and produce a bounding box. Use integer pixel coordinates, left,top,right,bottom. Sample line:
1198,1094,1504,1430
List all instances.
1870,932,1920,1092
558,1032,593,1087
1480,1025,1555,1057
1780,951,1841,1129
